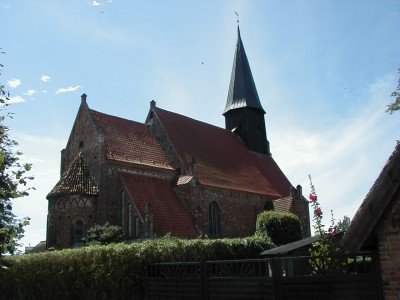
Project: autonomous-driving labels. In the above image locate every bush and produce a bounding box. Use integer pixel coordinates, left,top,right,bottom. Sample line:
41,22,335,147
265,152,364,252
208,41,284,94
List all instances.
0,235,273,299
82,222,124,245
255,211,302,245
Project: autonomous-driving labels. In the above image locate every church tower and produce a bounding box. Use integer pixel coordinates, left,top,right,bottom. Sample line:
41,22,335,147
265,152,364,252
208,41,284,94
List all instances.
223,27,270,156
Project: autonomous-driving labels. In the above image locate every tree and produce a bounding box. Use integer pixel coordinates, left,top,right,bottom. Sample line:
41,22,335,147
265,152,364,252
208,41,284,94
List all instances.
337,215,351,232
386,67,400,114
0,52,33,266
82,222,124,246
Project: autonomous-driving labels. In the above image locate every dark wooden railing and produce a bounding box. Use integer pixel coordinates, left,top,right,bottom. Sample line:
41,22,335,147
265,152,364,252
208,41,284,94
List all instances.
146,251,383,300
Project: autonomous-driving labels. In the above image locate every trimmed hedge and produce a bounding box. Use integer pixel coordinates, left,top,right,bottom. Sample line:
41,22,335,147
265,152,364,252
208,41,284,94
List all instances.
0,235,273,299
255,210,302,246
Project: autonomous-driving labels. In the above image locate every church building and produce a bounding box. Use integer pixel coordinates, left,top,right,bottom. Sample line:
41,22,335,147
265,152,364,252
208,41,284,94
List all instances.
46,28,310,249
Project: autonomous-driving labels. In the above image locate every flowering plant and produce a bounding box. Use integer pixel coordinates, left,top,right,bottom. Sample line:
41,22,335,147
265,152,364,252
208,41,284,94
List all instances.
308,175,345,275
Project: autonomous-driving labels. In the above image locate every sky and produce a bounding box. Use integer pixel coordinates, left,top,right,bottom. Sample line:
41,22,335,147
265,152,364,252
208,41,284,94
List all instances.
1,0,400,248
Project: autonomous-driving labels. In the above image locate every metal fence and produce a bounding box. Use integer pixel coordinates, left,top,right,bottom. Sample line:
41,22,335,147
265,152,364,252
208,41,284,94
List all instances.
146,251,383,300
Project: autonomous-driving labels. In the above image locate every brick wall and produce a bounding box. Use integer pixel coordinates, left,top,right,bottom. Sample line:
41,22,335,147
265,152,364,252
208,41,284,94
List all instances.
376,193,400,300
174,181,277,237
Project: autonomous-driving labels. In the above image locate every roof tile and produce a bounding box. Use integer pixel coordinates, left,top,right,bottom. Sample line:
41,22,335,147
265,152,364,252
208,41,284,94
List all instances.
47,153,99,199
90,109,172,170
121,173,197,237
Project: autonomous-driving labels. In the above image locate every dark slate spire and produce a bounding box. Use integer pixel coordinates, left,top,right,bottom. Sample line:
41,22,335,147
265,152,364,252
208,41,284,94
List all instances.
223,26,265,115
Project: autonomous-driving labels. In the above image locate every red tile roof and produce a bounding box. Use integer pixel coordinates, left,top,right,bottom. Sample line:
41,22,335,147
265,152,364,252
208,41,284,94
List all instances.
90,109,172,170
47,152,99,199
121,173,198,237
154,108,291,197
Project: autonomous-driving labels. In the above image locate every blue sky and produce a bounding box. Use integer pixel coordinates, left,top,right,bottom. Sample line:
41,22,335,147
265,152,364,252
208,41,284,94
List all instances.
1,0,400,248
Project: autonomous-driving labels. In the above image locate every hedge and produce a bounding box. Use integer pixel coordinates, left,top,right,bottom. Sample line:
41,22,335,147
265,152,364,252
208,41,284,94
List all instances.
0,235,274,299
255,210,302,246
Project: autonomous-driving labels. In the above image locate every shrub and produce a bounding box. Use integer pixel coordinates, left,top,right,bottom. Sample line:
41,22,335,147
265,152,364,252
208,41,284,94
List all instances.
255,210,302,245
82,222,124,245
0,235,273,299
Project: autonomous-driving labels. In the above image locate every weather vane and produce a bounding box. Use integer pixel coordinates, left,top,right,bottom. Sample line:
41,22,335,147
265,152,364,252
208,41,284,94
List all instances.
235,11,239,24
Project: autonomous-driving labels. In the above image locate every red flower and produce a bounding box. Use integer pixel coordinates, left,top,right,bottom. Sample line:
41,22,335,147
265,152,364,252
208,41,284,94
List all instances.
327,227,334,236
314,207,322,217
309,193,318,203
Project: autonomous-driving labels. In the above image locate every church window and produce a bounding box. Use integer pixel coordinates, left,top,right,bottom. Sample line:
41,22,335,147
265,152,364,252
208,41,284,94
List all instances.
208,201,220,238
135,216,140,238
74,220,84,245
128,203,133,238
121,190,126,231
79,141,84,149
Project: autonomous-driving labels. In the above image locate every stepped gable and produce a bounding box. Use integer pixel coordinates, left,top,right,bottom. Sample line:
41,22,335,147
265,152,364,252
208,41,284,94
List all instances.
90,109,172,170
154,107,290,197
47,152,99,199
121,173,197,237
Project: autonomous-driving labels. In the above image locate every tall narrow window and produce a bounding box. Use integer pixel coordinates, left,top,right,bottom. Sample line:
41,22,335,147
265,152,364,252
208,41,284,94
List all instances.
74,220,84,244
121,190,126,231
128,203,133,238
135,216,140,238
208,202,220,237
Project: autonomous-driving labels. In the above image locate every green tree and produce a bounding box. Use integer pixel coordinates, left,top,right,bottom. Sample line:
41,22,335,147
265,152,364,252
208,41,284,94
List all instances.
1,53,33,266
337,215,351,231
386,67,400,114
255,210,302,245
82,222,124,246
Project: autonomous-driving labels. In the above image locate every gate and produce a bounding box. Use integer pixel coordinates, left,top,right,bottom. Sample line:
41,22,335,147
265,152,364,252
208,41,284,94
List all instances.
146,251,383,300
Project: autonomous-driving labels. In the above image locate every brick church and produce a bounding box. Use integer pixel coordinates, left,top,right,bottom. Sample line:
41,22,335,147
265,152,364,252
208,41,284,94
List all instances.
46,28,310,249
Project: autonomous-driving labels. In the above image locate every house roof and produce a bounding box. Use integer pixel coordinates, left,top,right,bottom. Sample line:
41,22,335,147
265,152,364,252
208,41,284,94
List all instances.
261,236,318,256
223,26,265,115
341,141,400,253
121,172,198,237
154,107,291,197
47,152,99,199
90,109,173,170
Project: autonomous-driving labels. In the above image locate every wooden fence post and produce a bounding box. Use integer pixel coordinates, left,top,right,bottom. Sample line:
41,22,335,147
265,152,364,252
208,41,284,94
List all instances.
271,258,283,300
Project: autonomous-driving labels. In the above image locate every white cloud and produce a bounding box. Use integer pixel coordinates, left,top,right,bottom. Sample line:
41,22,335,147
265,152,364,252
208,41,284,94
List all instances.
92,0,101,6
42,90,47,93
271,73,400,230
7,78,21,88
24,89,38,97
41,75,51,82
7,95,25,104
55,85,81,94
1,4,11,10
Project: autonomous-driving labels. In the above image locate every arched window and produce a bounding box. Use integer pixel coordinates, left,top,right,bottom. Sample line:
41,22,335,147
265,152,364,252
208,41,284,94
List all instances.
121,190,126,231
128,203,133,238
208,202,220,237
74,220,84,245
135,216,140,238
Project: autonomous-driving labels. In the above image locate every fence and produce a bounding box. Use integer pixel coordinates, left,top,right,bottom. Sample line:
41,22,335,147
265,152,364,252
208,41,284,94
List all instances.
146,251,383,300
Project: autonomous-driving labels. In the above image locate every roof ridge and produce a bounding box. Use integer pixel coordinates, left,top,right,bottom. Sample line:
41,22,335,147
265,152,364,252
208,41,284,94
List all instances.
89,109,148,127
155,107,231,134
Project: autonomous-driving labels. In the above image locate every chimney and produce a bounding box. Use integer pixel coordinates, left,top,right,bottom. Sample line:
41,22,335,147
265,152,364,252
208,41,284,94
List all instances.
150,100,156,109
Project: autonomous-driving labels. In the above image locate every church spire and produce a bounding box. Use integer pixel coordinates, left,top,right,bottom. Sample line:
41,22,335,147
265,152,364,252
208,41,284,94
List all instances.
223,26,270,156
223,26,265,115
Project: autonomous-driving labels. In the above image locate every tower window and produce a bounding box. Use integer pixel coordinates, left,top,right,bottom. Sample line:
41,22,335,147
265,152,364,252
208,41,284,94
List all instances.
79,141,84,149
208,201,220,238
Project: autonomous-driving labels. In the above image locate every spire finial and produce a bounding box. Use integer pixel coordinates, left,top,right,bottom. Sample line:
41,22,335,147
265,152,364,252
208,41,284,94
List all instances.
235,11,239,25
